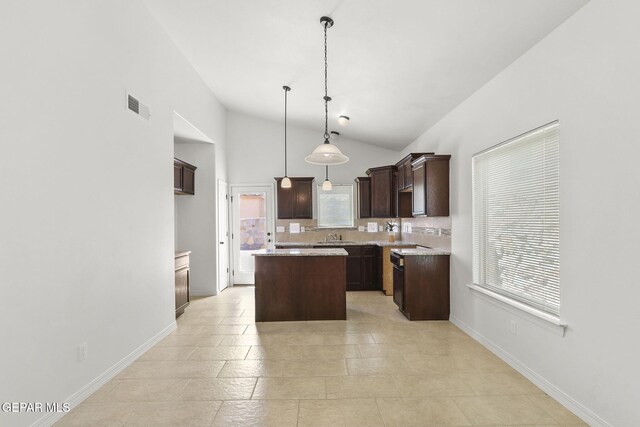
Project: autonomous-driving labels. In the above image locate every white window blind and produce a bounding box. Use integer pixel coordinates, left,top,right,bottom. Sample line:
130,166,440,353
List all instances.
472,121,560,317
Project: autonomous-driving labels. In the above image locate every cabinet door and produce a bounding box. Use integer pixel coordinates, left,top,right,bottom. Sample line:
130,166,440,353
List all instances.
355,178,371,219
404,160,413,188
397,163,405,190
182,166,195,195
370,169,396,218
276,179,294,219
175,267,190,317
345,246,363,291
174,163,182,192
412,162,426,216
361,246,379,290
293,179,313,219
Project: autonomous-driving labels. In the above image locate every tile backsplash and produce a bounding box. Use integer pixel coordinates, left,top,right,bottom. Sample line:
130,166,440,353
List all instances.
275,216,451,251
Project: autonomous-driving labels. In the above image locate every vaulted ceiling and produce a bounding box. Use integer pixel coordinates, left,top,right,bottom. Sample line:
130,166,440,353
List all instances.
145,0,589,150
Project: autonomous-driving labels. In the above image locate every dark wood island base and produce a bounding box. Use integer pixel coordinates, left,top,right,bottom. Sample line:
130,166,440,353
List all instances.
253,249,347,322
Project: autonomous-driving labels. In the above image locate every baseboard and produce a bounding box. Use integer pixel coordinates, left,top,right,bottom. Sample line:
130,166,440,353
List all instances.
31,321,177,427
449,314,610,427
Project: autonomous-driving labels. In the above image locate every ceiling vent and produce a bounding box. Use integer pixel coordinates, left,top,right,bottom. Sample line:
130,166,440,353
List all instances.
127,93,151,120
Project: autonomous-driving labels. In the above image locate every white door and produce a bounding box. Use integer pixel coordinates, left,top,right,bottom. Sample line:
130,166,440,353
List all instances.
217,180,230,292
231,185,275,285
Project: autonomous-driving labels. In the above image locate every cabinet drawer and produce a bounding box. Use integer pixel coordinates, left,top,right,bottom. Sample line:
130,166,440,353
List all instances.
175,254,190,271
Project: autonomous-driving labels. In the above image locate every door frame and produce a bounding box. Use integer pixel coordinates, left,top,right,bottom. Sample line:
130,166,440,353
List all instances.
217,179,230,293
229,183,276,285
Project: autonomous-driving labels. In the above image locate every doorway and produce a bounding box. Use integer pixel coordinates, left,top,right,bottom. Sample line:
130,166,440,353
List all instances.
230,185,275,285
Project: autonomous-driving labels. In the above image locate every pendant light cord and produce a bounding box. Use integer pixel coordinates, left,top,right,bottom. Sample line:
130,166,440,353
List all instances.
325,165,329,181
323,21,330,141
284,87,288,176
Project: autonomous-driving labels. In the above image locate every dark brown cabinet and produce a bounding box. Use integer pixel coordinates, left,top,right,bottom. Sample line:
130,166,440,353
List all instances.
366,166,397,218
392,252,450,321
412,155,451,217
275,177,314,219
174,158,197,195
355,177,371,218
313,245,381,291
395,153,433,218
175,251,191,318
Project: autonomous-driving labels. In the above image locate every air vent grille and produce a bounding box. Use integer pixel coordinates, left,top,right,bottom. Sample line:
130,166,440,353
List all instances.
127,94,139,114
127,93,150,120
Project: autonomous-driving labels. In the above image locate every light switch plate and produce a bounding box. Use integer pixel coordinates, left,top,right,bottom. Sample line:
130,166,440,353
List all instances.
300,226,305,232
276,226,285,233
404,223,412,233
379,225,384,232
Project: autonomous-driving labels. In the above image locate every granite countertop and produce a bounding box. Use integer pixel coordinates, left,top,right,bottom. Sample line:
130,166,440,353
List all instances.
275,241,418,248
252,248,348,257
175,250,191,257
391,247,451,256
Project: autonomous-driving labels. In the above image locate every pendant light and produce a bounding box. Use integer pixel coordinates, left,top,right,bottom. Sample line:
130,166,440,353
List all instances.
322,165,332,191
281,86,292,188
305,16,349,166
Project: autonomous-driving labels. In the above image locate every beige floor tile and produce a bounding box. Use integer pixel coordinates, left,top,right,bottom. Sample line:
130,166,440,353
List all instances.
377,397,471,426
346,357,415,376
219,334,264,346
453,395,556,425
54,402,134,426
326,375,400,399
138,346,197,361
156,334,205,347
188,346,250,360
459,371,544,395
107,379,189,402
199,324,248,335
220,316,256,325
527,394,588,425
170,325,204,335
393,374,475,397
127,401,221,426
259,333,325,346
246,344,360,360
180,377,257,400
201,309,245,317
319,332,375,344
252,377,326,399
217,360,286,377
83,380,122,403
195,334,226,347
116,360,225,379
212,399,299,427
282,359,348,377
298,398,384,426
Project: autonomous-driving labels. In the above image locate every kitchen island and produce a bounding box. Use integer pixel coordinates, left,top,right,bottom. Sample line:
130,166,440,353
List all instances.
252,248,348,322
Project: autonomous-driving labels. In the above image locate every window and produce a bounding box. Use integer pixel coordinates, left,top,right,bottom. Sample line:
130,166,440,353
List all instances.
472,121,560,318
317,184,354,228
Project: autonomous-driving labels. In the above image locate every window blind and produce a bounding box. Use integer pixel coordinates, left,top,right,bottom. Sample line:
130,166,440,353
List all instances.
472,121,560,317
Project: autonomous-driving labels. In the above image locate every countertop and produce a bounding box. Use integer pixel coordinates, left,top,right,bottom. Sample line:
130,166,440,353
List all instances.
275,241,418,248
175,250,191,257
252,248,348,257
391,248,451,256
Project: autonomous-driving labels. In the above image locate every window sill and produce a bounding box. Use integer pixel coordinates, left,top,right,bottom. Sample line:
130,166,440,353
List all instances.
467,284,567,337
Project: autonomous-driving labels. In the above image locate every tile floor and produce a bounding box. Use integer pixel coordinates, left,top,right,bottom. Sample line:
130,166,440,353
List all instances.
56,287,585,426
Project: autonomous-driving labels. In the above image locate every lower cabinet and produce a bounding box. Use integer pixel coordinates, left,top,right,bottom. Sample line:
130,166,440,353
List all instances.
393,253,450,321
175,251,191,318
314,245,381,291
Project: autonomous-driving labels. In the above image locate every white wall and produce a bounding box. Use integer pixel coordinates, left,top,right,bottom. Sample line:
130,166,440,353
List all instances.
174,140,218,296
400,0,640,424
226,111,400,186
0,1,226,426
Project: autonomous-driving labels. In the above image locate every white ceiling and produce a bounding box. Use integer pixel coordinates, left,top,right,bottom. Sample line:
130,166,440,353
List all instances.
145,0,588,151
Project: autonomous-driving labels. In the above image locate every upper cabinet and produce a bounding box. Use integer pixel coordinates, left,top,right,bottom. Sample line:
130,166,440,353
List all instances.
174,158,197,195
411,155,451,217
355,177,371,219
366,166,397,218
396,153,434,192
275,177,314,219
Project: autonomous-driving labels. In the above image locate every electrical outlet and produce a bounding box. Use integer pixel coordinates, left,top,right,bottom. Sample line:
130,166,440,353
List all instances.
509,320,518,336
77,342,88,361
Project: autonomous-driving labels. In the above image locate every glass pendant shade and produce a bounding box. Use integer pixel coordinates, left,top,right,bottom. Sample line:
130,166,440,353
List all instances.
281,176,292,188
305,142,349,165
322,179,333,191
